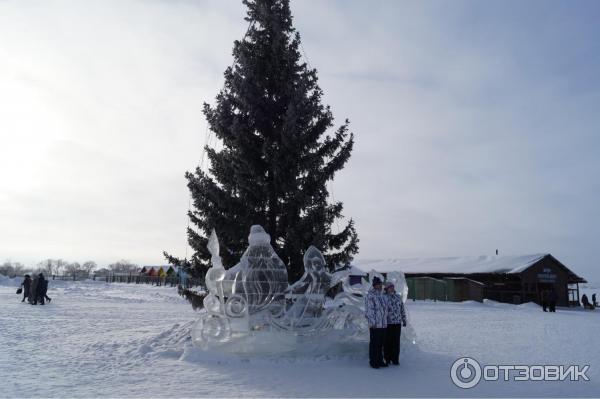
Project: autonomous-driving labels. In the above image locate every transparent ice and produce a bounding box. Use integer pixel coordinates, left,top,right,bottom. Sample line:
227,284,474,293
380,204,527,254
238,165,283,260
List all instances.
271,245,332,332
192,226,417,355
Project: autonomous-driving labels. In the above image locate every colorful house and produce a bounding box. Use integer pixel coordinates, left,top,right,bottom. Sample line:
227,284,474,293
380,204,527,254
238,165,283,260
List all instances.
141,266,175,277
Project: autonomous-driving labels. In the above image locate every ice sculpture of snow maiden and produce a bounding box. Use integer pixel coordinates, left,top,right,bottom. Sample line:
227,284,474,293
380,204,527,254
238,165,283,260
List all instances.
270,245,332,332
191,225,416,355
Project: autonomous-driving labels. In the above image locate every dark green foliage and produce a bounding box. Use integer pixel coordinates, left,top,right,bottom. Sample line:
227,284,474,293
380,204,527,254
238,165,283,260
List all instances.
177,285,207,311
165,0,358,288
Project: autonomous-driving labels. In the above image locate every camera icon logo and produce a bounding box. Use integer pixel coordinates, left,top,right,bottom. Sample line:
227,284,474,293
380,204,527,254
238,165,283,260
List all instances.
451,357,482,389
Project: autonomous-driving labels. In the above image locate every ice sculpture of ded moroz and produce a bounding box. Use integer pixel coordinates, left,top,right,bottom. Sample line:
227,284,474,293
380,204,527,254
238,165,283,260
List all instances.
191,225,416,354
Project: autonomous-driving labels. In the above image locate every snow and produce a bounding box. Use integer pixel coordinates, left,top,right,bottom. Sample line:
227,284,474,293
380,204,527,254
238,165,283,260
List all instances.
1,277,599,397
356,253,549,274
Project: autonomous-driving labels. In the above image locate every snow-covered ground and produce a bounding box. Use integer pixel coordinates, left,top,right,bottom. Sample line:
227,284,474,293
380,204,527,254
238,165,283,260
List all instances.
1,276,598,397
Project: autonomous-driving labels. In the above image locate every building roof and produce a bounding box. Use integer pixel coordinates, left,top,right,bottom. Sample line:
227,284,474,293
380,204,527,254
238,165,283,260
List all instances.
354,254,548,275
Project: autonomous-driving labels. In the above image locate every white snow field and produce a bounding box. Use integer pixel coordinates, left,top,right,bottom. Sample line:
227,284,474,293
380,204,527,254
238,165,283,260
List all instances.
1,277,599,398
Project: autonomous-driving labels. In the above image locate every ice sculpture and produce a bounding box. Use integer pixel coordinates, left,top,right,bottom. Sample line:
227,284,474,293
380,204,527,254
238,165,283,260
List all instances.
272,245,332,331
328,267,369,332
190,229,230,345
238,225,288,315
205,229,226,295
288,245,332,317
191,225,417,355
192,225,289,348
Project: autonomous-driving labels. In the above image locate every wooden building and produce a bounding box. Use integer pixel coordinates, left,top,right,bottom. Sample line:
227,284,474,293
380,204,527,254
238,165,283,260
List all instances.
356,254,586,307
141,265,175,277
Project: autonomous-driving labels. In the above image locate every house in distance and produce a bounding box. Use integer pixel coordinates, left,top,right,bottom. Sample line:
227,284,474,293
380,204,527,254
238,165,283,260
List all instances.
356,254,586,307
140,265,175,278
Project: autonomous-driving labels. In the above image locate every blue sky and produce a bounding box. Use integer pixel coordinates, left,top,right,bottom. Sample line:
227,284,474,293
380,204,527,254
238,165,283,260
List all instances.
0,0,598,281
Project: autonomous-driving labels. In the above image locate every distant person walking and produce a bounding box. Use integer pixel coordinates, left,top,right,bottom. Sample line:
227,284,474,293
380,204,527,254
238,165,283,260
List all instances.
383,282,406,366
36,273,51,305
581,294,593,310
593,293,598,308
20,275,32,303
541,290,548,312
365,276,388,369
29,275,39,304
548,290,558,312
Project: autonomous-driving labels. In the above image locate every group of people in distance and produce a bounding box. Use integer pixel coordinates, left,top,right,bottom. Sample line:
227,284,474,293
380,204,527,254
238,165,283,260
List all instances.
581,293,597,310
542,290,597,312
19,273,52,305
364,277,407,369
541,289,559,312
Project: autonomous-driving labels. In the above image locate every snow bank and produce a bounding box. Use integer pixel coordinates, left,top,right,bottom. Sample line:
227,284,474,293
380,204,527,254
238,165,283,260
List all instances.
0,274,22,287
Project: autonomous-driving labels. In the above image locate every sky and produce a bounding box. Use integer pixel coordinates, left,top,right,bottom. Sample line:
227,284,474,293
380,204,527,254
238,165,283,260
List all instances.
0,0,599,281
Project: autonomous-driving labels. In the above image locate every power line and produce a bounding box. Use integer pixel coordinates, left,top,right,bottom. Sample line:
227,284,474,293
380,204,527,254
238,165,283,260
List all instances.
183,21,255,260
299,41,313,71
301,40,342,235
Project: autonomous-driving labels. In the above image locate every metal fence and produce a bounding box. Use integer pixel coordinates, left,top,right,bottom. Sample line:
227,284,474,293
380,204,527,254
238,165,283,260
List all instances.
406,277,448,301
47,273,204,289
7,273,204,293
95,274,204,289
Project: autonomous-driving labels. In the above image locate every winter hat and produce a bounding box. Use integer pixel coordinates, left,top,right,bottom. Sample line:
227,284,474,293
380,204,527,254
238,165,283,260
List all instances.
372,277,382,286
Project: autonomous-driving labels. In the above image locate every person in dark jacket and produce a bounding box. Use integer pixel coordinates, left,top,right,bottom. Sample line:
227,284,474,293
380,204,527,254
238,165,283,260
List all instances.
36,273,51,305
548,290,558,312
541,290,548,312
581,294,592,309
592,293,598,308
29,274,39,304
365,276,388,369
21,275,32,303
42,276,51,303
383,282,407,365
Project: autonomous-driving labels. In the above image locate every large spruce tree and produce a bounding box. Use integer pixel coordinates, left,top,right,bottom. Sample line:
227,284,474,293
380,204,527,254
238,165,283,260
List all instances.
165,0,358,290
